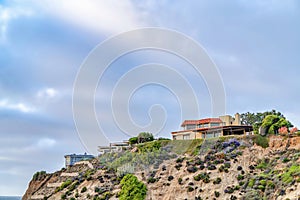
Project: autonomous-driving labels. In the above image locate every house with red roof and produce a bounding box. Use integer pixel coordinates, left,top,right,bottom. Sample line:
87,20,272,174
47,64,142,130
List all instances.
171,113,253,140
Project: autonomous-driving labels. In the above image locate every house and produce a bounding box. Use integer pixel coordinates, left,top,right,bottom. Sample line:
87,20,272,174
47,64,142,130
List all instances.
172,113,253,140
98,141,130,154
64,153,94,167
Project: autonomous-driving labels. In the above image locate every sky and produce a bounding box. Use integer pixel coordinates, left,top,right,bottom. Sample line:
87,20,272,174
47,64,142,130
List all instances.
0,0,300,196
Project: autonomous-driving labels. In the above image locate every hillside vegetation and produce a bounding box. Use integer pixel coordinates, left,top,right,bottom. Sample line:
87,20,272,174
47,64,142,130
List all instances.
23,134,300,200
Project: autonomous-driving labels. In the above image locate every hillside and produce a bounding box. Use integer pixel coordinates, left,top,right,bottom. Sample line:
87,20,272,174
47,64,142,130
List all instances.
23,135,300,200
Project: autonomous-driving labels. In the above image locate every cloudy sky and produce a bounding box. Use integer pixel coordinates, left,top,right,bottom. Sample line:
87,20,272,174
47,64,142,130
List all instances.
0,0,300,196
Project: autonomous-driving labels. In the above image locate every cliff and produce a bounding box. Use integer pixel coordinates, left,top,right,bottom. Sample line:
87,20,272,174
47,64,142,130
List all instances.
23,135,300,200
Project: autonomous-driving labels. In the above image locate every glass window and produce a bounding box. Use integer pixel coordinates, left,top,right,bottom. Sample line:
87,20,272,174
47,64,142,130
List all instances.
183,134,190,140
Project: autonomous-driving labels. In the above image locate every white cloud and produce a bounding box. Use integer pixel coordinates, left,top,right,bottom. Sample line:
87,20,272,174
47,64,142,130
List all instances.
0,5,33,42
0,99,35,113
37,88,58,99
37,138,56,148
33,0,146,35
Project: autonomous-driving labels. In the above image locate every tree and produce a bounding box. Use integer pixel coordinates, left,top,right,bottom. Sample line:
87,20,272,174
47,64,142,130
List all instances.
137,132,154,143
119,174,147,200
129,137,138,145
240,110,293,134
261,114,291,135
129,132,154,144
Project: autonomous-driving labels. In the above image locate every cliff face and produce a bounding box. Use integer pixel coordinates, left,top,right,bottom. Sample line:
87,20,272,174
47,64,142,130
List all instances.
23,135,300,200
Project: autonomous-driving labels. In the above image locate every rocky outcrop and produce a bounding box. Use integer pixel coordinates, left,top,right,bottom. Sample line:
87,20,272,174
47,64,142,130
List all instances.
23,135,300,200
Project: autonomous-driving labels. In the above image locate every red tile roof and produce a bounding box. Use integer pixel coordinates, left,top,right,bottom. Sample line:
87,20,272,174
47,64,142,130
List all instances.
172,125,253,134
181,118,222,127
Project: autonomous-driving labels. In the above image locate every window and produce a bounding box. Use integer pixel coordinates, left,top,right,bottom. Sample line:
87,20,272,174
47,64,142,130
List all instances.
206,132,214,138
210,123,221,127
186,124,197,130
183,134,190,140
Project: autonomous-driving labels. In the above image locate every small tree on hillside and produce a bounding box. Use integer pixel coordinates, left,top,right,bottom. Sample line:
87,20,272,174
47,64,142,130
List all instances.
119,174,147,200
137,132,154,143
261,115,291,135
129,132,154,144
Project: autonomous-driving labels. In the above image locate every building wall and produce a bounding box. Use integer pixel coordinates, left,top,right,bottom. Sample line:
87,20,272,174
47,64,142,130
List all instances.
219,115,233,125
64,154,94,167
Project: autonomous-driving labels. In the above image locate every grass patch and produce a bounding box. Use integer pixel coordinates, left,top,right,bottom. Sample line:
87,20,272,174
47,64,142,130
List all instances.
253,135,269,148
279,164,300,184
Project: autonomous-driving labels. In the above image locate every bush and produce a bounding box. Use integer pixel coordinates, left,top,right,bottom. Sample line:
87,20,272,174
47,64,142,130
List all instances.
224,162,231,168
237,174,244,181
187,166,198,173
224,186,234,194
168,176,174,181
119,174,147,200
187,186,194,192
99,192,112,200
178,178,183,184
61,193,66,199
214,191,220,198
207,165,217,170
81,187,87,193
175,164,182,170
176,157,184,163
129,137,138,145
256,160,268,169
283,157,290,163
32,171,46,181
248,179,255,188
254,135,269,148
55,179,72,193
213,177,222,184
147,177,157,184
267,180,275,188
194,172,210,183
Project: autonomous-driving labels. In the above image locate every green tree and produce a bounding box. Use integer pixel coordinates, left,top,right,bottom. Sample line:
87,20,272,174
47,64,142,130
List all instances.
240,110,292,134
128,132,154,144
129,137,138,145
138,132,154,143
119,174,147,200
261,115,291,135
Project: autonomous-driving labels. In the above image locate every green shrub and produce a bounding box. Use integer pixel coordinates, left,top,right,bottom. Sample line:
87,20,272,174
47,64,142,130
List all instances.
32,171,46,181
68,181,78,191
81,187,87,193
254,135,269,148
256,160,268,169
248,179,255,188
224,162,231,168
147,177,156,184
129,137,138,144
75,192,79,198
55,179,72,193
237,174,244,181
259,180,267,186
280,164,300,184
214,191,220,197
99,192,112,200
187,186,194,192
119,174,147,200
258,185,265,191
213,177,222,184
168,176,174,181
267,180,275,188
283,158,290,163
61,193,66,199
176,157,184,163
178,178,183,184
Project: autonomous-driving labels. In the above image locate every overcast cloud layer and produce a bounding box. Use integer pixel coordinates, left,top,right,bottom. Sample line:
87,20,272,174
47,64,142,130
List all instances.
0,0,300,196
